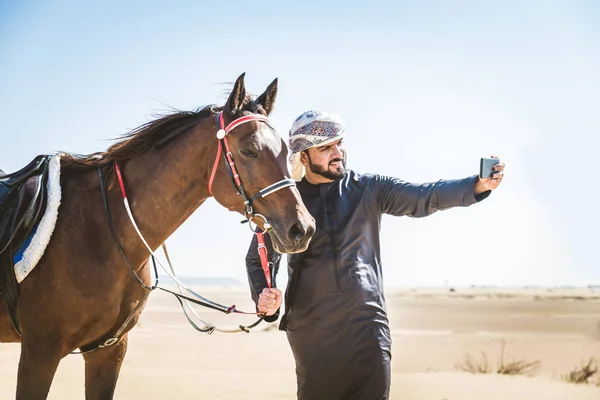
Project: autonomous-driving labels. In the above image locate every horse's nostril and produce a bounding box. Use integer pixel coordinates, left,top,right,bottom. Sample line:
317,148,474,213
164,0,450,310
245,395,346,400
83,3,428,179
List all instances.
288,221,306,241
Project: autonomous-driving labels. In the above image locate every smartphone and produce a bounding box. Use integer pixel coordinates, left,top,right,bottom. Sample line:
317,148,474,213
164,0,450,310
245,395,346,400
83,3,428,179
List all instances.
479,157,500,179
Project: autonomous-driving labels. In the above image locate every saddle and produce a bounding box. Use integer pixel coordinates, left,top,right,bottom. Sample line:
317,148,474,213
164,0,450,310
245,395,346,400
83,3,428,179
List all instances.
0,154,53,334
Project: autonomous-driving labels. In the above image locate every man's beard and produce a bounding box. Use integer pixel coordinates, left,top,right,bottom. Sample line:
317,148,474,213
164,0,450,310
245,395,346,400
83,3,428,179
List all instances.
306,152,347,180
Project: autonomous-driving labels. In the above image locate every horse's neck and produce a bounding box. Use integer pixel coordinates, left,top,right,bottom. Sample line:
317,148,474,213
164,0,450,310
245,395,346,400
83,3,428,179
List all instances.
115,121,214,252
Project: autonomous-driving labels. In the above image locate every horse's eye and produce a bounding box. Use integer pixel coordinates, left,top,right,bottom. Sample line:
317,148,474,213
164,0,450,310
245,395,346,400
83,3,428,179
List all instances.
240,149,258,158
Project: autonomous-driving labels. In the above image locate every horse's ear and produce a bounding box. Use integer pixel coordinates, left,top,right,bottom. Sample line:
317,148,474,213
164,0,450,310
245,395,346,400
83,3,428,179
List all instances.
224,72,247,114
255,78,278,116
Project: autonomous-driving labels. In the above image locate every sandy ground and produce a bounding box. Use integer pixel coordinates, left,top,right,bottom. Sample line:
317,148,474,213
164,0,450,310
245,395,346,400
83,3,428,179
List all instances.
1,286,600,399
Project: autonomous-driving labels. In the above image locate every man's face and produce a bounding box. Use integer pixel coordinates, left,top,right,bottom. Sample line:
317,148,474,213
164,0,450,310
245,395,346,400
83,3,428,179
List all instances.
303,138,347,181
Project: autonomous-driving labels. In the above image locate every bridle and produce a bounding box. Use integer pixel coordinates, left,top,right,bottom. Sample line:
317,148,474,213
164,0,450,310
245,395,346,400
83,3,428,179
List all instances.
208,111,296,287
208,111,295,232
76,111,295,354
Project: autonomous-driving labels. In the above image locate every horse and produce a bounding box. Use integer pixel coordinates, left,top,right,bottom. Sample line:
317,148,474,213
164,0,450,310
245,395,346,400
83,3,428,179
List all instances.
0,73,316,399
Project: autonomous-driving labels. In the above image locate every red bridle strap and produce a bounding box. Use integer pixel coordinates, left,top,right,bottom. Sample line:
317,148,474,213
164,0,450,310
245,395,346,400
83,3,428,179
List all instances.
223,113,269,132
256,232,272,288
208,112,268,195
208,142,223,195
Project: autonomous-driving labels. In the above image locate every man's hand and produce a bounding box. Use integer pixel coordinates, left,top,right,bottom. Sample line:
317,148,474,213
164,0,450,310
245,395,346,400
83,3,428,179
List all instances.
475,156,505,195
257,288,283,316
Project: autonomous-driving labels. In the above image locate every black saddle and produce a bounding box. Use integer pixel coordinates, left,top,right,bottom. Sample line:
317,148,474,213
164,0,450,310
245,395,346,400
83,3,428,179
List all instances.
0,156,50,203
0,154,53,334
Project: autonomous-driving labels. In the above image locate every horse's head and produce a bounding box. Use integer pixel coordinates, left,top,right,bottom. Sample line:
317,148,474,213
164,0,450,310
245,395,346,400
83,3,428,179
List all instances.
209,73,315,254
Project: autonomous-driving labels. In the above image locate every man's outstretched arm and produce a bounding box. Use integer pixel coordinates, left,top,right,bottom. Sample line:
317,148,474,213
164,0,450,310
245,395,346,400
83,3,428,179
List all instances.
376,160,504,217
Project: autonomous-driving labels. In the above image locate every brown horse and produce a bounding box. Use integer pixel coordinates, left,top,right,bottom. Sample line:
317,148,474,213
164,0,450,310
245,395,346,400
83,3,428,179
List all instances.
0,73,315,399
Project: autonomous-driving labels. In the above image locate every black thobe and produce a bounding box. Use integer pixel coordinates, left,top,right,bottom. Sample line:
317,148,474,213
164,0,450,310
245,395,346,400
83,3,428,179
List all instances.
246,170,489,400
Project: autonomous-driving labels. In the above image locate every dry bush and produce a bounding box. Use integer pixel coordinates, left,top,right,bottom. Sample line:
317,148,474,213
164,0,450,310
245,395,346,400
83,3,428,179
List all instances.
496,359,540,376
455,352,491,374
496,341,540,377
562,358,598,384
455,341,540,377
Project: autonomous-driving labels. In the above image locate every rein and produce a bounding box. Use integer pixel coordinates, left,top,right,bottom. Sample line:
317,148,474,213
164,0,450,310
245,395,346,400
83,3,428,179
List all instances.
75,111,292,354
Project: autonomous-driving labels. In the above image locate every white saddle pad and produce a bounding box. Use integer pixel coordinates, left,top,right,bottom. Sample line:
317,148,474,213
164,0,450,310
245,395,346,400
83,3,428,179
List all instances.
13,155,62,283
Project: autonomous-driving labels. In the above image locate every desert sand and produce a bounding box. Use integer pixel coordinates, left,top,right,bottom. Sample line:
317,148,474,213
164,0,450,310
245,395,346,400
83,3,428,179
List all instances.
1,286,600,399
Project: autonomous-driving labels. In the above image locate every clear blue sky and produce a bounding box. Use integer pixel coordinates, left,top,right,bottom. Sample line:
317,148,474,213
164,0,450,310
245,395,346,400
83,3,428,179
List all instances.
1,1,598,287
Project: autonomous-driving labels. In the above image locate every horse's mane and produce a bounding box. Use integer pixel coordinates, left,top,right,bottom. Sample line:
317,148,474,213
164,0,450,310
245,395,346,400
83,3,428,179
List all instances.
60,92,261,187
61,105,218,171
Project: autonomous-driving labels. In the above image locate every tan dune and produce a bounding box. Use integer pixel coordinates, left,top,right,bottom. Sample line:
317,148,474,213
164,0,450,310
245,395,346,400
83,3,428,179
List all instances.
392,373,600,400
1,286,600,399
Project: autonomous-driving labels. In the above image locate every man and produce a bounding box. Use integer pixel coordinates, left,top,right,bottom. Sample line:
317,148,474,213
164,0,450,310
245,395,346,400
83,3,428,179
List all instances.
245,110,504,399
